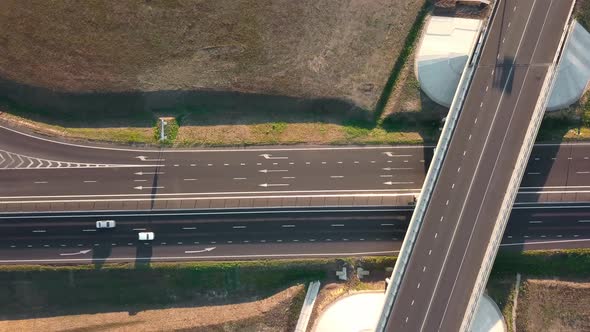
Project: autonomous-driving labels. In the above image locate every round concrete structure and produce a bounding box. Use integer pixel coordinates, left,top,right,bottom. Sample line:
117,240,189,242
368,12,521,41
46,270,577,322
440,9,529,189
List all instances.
312,291,506,332
416,17,590,111
415,16,483,108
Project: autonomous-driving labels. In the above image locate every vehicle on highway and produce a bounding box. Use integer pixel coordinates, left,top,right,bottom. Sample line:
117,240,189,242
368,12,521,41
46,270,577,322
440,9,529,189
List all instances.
138,232,155,241
96,220,116,229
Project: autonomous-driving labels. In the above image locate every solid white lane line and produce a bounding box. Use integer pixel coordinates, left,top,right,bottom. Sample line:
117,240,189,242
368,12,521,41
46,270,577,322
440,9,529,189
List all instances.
0,249,400,263
0,188,422,199
500,238,590,246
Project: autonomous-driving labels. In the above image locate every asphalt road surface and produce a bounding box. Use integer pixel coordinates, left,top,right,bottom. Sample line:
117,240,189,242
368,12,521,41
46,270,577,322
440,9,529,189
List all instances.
0,204,589,264
4,124,590,212
385,0,575,331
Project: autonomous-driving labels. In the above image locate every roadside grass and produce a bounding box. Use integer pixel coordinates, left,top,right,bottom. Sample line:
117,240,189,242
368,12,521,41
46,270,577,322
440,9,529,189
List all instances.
491,248,590,277
0,257,398,318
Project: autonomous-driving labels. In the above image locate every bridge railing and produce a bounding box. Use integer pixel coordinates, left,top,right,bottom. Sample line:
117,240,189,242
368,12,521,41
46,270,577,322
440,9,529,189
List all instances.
376,5,497,330
460,4,577,331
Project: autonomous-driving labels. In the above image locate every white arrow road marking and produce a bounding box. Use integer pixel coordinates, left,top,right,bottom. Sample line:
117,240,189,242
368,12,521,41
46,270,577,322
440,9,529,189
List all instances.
184,247,216,254
383,181,414,185
258,169,288,173
136,156,165,162
60,249,92,256
134,171,165,175
258,183,290,187
134,186,165,190
259,154,288,160
384,152,412,157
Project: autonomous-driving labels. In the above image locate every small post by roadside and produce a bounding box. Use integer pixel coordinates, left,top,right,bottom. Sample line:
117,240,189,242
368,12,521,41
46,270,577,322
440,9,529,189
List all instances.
160,118,167,141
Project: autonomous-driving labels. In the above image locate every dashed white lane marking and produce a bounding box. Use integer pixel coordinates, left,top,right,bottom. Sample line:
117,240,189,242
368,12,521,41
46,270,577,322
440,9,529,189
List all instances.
133,179,147,182
34,181,48,184
32,230,46,233
423,266,426,272
330,176,344,178
380,175,393,178
428,250,432,255
381,223,394,226
468,134,472,140
331,224,344,227
233,177,247,180
445,200,449,206
240,163,246,166
208,164,213,166
440,216,444,222
82,229,96,232
84,180,97,183
182,227,197,230
322,162,327,165
451,183,455,189
527,172,541,175
190,164,196,166
43,244,50,247
577,171,590,174
224,164,229,166
174,164,179,167
132,228,146,231
282,176,296,179
528,220,542,224
578,220,590,223
183,178,197,181
232,226,246,229
282,225,295,228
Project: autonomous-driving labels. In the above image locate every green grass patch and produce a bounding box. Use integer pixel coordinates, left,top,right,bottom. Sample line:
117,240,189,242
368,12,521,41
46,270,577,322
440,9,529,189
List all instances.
491,249,590,277
0,260,331,316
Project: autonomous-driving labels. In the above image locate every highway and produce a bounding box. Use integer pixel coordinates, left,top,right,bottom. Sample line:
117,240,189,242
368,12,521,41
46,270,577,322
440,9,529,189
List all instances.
0,205,589,264
385,0,575,331
5,124,590,212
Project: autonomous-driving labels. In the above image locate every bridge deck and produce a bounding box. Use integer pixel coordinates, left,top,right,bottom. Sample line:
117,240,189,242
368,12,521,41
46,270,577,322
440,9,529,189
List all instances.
385,0,574,330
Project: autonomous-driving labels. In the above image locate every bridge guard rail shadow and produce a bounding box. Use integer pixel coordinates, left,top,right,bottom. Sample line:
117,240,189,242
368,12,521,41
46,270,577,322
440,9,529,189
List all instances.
460,3,577,331
375,3,497,330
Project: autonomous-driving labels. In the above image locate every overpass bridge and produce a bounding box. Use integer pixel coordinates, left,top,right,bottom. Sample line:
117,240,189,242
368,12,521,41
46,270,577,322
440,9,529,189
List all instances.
378,0,576,331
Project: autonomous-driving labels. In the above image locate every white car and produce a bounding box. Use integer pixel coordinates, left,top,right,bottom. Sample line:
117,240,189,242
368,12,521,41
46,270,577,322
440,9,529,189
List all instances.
96,220,116,229
138,232,155,241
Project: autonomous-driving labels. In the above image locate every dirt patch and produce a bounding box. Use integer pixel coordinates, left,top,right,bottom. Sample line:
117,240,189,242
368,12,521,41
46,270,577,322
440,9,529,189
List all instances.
516,279,590,332
0,0,425,112
0,285,305,332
